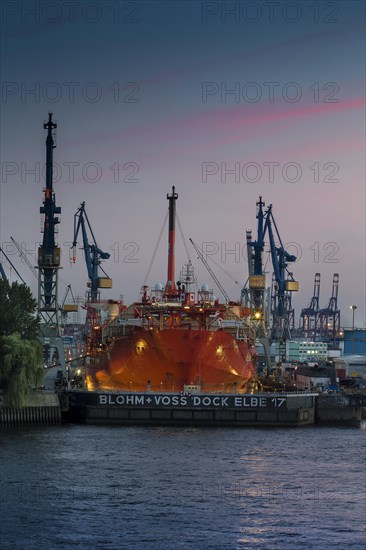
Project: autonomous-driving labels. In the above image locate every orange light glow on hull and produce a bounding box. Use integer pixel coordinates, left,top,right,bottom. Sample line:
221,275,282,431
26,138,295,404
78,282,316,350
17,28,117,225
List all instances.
87,327,255,393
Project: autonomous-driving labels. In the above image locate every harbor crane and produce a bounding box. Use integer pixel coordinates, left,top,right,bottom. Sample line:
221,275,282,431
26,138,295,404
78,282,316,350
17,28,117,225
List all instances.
270,271,295,342
11,237,76,321
246,197,299,365
245,198,267,321
244,198,272,369
318,273,340,342
36,113,65,370
264,203,298,344
72,201,112,353
300,273,321,339
37,113,62,334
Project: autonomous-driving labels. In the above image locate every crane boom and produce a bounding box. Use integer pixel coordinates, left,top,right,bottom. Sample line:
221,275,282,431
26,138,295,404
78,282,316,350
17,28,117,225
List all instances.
72,201,112,302
72,202,112,355
0,246,26,283
10,237,38,279
189,238,230,303
246,197,299,364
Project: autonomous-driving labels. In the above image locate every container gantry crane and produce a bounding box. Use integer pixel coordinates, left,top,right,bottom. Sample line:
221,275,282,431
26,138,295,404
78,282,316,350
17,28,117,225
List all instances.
318,273,340,342
300,273,321,339
72,201,112,354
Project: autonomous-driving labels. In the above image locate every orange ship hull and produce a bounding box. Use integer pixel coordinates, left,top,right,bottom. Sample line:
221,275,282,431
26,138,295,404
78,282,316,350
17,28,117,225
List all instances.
87,327,255,392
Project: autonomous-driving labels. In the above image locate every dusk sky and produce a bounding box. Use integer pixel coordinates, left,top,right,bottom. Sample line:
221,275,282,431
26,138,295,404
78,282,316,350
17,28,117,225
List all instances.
1,0,365,327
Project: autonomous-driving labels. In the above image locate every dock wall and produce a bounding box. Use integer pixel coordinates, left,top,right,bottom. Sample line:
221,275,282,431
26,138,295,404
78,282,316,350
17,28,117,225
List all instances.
0,392,61,428
64,391,316,427
2,391,364,428
316,394,365,426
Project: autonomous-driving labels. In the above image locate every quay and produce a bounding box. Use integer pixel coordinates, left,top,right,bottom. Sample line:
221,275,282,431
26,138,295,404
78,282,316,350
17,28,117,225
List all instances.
0,391,61,428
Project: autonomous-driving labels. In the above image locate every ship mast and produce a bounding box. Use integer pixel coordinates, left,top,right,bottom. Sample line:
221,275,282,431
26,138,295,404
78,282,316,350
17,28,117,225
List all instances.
165,186,178,297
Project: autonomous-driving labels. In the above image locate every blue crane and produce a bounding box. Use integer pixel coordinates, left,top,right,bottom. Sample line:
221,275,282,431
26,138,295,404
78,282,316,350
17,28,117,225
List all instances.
247,198,299,364
72,202,112,355
72,201,112,303
246,197,267,318
263,204,297,339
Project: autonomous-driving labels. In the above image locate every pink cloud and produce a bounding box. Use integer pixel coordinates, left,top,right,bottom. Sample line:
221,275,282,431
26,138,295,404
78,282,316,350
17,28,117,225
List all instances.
65,96,365,154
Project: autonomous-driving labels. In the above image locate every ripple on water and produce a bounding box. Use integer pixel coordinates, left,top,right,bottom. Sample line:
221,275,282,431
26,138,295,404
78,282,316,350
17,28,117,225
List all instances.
0,425,365,549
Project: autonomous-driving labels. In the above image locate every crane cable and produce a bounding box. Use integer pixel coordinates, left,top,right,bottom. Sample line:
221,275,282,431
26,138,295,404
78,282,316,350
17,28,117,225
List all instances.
10,236,76,302
176,212,191,264
192,241,240,286
143,210,169,285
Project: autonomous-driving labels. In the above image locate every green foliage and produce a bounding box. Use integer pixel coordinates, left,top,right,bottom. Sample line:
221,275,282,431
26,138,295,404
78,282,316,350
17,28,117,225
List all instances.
0,280,42,407
0,334,43,407
0,279,39,339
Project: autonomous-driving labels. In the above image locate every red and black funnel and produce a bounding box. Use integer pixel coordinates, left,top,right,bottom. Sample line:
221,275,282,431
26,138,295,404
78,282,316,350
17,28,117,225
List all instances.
166,186,178,293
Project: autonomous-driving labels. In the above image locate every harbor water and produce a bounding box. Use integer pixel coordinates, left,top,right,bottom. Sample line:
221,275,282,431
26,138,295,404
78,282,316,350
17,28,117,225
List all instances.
0,424,365,549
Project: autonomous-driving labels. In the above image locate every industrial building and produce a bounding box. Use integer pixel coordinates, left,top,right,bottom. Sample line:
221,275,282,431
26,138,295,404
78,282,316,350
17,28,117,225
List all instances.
343,329,366,356
334,355,366,380
294,365,333,391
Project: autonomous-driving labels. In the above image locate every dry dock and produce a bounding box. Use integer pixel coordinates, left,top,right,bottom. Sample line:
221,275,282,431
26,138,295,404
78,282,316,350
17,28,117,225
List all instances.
62,391,317,427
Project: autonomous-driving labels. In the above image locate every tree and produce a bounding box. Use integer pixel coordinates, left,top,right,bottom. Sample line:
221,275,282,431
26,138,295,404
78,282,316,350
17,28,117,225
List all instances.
0,334,43,407
0,279,39,339
0,280,43,407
